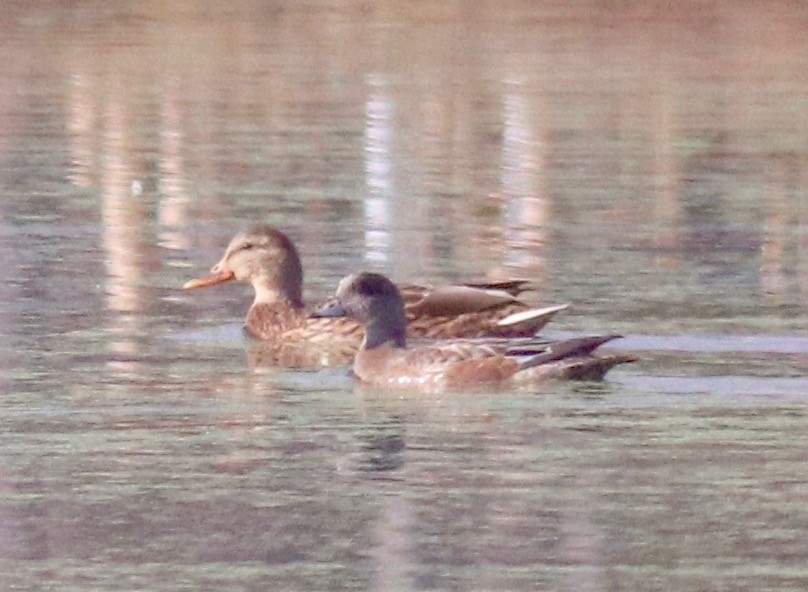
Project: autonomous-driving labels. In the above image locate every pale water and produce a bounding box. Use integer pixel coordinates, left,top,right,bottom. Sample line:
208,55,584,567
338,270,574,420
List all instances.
1,1,807,590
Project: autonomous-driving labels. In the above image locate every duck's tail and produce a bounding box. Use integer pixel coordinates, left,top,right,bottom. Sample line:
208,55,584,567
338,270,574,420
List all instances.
515,334,636,381
538,354,637,381
517,335,620,369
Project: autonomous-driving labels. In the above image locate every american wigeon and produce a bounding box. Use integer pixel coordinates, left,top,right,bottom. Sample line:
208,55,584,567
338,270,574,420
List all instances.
312,272,635,389
183,225,569,348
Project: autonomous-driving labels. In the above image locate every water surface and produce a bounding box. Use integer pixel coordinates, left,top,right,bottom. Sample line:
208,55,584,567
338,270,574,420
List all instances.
1,1,807,590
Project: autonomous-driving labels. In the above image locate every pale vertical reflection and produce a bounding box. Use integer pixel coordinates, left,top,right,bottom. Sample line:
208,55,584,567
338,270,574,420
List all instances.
157,81,191,250
101,89,145,370
363,75,393,265
67,73,96,187
500,83,547,274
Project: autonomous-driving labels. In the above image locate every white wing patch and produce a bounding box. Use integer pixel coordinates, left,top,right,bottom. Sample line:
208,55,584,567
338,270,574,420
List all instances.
496,303,569,327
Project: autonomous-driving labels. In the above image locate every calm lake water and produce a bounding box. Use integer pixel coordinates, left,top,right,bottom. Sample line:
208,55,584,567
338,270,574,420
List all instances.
2,1,808,590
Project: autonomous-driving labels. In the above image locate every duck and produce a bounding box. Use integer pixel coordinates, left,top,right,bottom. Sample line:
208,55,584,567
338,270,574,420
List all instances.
183,224,570,348
311,272,636,389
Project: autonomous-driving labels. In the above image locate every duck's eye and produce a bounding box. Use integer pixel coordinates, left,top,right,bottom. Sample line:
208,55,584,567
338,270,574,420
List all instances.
241,242,255,251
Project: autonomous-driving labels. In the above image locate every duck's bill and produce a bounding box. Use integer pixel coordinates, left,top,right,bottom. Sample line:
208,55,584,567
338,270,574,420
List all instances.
310,299,347,318
182,270,235,289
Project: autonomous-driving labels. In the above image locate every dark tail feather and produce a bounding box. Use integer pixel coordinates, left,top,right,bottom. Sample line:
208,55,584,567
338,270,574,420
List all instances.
550,354,637,381
518,334,623,370
461,279,538,296
514,353,637,382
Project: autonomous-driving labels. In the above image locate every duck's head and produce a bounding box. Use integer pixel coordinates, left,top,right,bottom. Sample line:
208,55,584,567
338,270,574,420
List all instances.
183,224,304,307
313,272,406,348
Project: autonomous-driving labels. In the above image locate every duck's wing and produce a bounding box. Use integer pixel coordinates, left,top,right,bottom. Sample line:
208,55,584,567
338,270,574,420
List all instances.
400,284,524,316
424,333,619,359
399,283,568,339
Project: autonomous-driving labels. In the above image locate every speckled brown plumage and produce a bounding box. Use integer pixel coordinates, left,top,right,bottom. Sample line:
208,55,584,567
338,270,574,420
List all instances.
183,225,568,353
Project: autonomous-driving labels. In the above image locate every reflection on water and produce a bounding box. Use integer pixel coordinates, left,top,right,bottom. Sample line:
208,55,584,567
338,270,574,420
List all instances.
363,74,395,266
1,0,808,590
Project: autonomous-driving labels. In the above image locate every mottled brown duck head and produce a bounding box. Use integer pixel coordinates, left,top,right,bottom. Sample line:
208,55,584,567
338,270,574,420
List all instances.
183,225,304,307
313,272,406,348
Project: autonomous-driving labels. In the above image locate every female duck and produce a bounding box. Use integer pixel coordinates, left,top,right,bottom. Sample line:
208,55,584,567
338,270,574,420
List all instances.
183,225,568,345
312,272,635,389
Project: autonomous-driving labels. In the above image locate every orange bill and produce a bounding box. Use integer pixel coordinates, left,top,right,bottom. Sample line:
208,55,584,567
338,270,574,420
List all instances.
182,270,235,289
